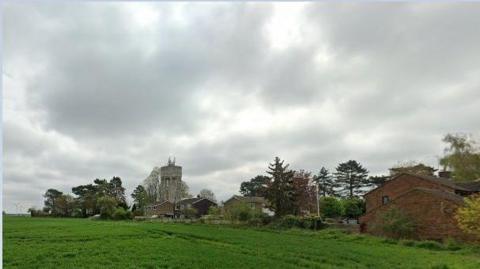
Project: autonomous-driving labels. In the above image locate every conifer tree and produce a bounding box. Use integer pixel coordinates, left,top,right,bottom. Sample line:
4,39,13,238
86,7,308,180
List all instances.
265,157,295,217
313,167,337,197
334,160,369,198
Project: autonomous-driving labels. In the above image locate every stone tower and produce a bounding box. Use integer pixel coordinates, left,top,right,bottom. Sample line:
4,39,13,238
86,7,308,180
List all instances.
159,157,182,202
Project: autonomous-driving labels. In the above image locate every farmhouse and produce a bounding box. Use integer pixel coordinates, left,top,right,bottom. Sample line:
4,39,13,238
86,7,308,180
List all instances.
177,197,217,218
359,173,480,241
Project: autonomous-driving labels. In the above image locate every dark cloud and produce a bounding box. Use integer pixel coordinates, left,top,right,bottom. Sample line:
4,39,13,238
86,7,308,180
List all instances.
3,2,480,212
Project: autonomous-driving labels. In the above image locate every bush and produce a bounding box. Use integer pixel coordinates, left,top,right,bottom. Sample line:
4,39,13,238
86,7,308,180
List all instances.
455,194,480,238
319,197,343,218
97,196,118,219
381,208,416,239
112,207,129,220
270,215,324,230
225,203,256,221
342,198,365,219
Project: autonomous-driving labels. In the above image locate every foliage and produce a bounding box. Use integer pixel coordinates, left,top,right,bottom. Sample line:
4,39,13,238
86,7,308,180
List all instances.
97,196,118,219
455,194,480,238
207,206,222,216
389,161,436,176
313,167,337,197
181,207,198,219
440,133,480,182
131,185,147,212
27,207,49,217
334,160,369,198
143,167,161,203
381,208,416,239
4,217,480,269
319,197,343,218
270,215,324,230
291,170,317,215
368,175,390,188
112,207,132,220
265,157,296,217
239,175,270,197
198,189,217,202
43,189,64,215
225,202,257,221
342,198,365,219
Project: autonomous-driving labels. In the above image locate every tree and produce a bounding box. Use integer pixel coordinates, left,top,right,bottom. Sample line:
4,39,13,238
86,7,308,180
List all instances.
313,167,337,197
72,184,97,217
97,196,117,219
319,197,343,218
440,133,480,182
199,189,216,203
131,185,148,211
292,170,316,215
389,162,436,177
334,160,369,198
56,194,75,217
43,189,63,216
109,177,127,209
178,181,192,199
368,175,390,188
455,194,480,238
239,175,271,197
143,167,161,203
265,157,295,217
342,198,365,219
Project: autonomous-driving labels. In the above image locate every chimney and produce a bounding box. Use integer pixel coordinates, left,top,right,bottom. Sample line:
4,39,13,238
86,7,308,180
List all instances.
438,171,452,179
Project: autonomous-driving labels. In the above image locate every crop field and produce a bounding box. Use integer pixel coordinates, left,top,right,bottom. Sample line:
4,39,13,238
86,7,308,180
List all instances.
3,217,480,268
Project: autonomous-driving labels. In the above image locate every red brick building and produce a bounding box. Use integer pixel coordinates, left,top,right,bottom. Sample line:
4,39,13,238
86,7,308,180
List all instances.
359,173,479,241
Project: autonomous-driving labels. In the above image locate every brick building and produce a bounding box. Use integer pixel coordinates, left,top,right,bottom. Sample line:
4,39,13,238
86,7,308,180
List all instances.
359,173,479,241
177,197,217,218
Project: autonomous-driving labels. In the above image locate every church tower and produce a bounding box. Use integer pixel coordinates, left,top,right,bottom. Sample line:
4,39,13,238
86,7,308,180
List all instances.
159,157,182,202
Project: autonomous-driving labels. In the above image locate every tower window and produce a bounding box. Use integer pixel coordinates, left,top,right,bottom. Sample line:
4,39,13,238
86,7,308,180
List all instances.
382,196,390,205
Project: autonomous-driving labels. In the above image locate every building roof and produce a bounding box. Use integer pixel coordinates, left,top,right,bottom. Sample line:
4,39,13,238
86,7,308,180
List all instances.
146,200,173,208
409,187,465,204
225,195,265,204
456,180,480,192
364,173,472,197
177,197,217,206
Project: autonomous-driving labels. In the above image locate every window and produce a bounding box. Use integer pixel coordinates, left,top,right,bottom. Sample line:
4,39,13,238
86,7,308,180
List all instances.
382,196,390,205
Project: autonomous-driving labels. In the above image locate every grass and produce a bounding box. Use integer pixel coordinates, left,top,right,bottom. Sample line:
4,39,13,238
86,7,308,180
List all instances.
3,216,480,268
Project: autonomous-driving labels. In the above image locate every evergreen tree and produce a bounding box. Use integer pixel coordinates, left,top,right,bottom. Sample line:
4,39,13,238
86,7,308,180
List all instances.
239,175,271,197
368,175,389,188
313,167,337,197
131,185,148,211
265,157,295,217
334,160,369,198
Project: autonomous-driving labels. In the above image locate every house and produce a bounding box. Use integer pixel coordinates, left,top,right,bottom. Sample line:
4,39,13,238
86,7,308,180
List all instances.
145,201,174,217
177,197,217,218
359,173,480,241
223,195,273,215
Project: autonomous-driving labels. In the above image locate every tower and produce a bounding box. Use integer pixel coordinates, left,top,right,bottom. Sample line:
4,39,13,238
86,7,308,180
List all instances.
159,157,182,202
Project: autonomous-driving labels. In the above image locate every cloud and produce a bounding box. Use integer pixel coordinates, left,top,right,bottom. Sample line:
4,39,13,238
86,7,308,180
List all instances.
3,2,480,212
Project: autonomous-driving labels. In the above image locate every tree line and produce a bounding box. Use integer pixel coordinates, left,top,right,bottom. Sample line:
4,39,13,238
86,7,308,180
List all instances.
239,133,480,218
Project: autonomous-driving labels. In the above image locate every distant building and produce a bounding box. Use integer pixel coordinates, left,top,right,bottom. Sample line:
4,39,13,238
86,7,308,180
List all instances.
158,158,183,203
145,201,174,217
177,197,217,218
359,173,480,241
223,195,273,216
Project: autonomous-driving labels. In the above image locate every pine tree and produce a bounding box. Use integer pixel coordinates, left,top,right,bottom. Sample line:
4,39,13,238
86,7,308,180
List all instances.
265,157,295,217
334,160,369,198
313,167,337,197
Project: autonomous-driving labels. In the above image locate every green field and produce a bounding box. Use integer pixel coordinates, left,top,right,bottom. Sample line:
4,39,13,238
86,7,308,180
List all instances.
3,217,480,268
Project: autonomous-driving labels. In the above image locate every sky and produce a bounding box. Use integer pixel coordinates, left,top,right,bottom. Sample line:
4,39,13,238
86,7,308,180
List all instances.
3,2,480,213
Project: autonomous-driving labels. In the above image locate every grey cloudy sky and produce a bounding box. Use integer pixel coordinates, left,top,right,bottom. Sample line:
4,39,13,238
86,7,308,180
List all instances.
3,2,480,213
